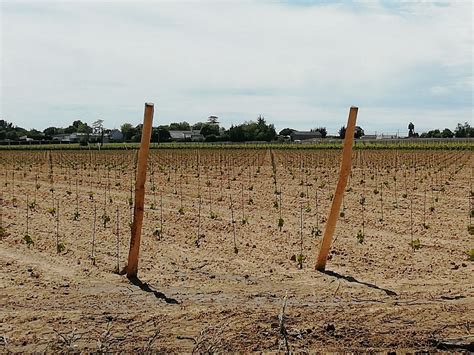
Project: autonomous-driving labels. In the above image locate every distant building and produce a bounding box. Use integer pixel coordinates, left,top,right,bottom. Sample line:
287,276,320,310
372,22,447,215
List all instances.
108,129,123,142
52,133,72,142
169,130,204,142
53,132,107,143
69,133,87,142
290,131,322,141
19,135,33,142
378,134,398,139
360,133,398,140
360,134,377,140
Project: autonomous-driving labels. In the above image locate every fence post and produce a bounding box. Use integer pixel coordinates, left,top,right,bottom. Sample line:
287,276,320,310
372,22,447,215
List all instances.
315,106,358,271
125,103,154,279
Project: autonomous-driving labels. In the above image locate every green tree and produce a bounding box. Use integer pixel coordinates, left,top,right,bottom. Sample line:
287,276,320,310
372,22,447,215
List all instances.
339,126,346,139
227,116,276,142
205,134,218,142
151,126,171,143
0,120,27,141
312,127,327,138
255,115,276,141
455,122,473,138
6,131,19,140
355,126,365,139
208,115,219,125
441,128,453,138
228,125,246,142
77,122,92,134
429,129,441,138
200,123,219,137
43,127,59,138
0,120,12,129
131,124,142,142
27,129,43,140
64,126,76,134
63,120,85,134
121,123,137,142
192,122,204,131
169,122,190,131
339,125,363,139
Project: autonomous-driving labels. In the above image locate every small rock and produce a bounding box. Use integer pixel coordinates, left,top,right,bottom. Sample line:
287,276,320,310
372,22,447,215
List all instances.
324,323,335,333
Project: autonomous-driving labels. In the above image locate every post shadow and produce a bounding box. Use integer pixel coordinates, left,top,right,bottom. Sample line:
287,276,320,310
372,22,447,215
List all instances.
128,276,180,304
320,270,398,296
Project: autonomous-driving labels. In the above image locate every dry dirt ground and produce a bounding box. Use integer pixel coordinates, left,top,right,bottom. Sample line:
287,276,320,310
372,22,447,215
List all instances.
0,149,473,352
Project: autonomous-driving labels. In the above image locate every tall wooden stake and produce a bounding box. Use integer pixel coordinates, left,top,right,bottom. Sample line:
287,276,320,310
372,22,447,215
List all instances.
125,103,154,279
315,106,358,271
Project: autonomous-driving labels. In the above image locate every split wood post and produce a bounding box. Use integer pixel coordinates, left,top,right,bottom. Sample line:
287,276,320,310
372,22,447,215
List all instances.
315,106,358,271
126,102,154,279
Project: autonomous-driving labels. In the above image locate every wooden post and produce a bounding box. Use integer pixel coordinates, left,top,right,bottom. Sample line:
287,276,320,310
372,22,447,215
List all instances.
126,103,154,279
315,106,358,271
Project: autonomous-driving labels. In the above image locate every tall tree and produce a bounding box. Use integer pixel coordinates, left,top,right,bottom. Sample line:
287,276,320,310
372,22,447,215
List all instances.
208,115,219,125
121,123,137,142
354,126,365,139
151,126,171,143
338,126,346,139
92,119,104,147
408,122,415,137
454,122,473,138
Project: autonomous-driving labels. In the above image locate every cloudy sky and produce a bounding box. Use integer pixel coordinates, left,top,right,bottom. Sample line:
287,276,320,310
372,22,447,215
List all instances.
1,0,472,135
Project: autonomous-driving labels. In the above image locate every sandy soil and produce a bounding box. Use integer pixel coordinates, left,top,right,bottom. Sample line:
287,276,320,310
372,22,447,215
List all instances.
0,149,473,352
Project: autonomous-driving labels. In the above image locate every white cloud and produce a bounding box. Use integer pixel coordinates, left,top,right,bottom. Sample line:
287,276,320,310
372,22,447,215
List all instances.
0,0,472,133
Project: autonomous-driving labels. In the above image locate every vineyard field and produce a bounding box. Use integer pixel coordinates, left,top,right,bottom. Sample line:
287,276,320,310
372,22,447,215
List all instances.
1,148,473,352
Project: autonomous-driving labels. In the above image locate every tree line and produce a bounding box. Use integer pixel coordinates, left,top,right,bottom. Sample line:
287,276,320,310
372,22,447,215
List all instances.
120,115,278,143
0,117,473,143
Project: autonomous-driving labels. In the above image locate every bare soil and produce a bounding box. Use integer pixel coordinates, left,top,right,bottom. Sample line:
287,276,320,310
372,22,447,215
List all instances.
1,149,472,352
